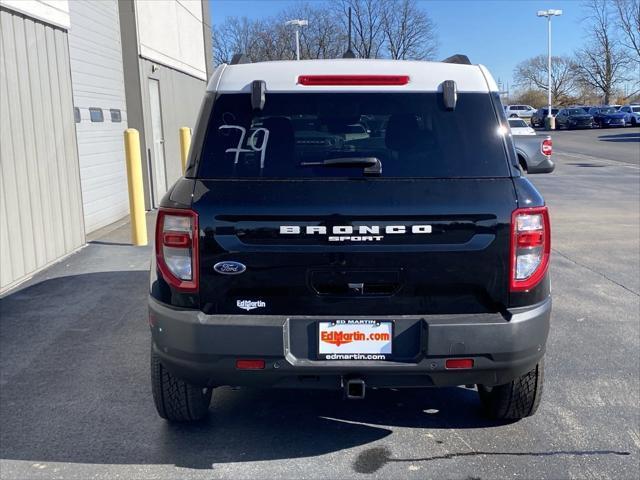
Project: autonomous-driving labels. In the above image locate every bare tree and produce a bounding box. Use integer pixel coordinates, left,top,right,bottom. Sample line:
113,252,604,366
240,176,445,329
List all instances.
251,18,295,61
212,17,259,65
381,0,438,60
334,0,386,58
574,0,631,104
613,0,640,62
212,0,440,64
514,55,577,104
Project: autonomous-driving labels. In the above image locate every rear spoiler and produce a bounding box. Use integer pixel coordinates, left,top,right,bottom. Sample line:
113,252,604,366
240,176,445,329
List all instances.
231,53,251,65
442,54,472,65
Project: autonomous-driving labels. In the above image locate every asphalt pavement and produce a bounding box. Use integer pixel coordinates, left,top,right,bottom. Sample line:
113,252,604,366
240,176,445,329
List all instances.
545,126,640,166
0,129,638,480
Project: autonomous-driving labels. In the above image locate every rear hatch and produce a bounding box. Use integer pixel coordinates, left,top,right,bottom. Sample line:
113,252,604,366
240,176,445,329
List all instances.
193,90,516,316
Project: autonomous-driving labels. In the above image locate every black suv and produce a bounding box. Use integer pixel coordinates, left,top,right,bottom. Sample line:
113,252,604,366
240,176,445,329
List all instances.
555,108,595,129
149,59,551,423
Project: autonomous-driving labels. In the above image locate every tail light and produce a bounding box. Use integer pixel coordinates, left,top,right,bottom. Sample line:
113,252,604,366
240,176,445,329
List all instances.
155,208,199,291
541,137,552,156
510,207,550,292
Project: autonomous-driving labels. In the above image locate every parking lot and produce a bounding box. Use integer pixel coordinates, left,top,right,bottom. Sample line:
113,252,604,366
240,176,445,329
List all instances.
0,128,638,480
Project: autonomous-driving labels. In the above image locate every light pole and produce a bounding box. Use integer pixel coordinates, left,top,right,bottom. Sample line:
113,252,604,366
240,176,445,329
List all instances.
285,19,308,61
342,7,355,58
537,9,562,130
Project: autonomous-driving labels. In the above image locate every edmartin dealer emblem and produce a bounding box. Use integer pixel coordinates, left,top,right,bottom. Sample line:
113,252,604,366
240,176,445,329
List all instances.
237,300,266,311
213,261,246,275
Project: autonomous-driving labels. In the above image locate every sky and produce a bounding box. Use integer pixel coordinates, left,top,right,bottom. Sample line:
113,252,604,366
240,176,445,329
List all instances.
209,0,589,92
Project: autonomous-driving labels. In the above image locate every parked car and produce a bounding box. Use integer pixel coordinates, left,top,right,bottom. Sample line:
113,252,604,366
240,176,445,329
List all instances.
513,135,555,173
504,104,537,119
149,58,551,423
589,106,628,128
619,104,640,126
555,108,595,129
508,117,536,135
531,108,559,128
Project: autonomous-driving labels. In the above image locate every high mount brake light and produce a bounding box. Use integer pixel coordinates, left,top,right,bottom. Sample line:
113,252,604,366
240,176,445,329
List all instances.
297,75,410,86
156,208,199,292
541,138,553,156
510,207,551,292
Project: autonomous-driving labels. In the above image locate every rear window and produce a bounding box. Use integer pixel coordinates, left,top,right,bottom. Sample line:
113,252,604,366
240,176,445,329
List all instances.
508,118,528,128
198,92,510,178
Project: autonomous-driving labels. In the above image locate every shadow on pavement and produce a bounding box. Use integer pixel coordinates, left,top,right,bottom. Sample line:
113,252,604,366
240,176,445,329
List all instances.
351,445,631,474
566,163,606,168
598,132,640,142
0,271,509,469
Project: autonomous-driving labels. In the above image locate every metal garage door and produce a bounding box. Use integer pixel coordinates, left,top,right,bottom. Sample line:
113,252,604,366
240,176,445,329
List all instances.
68,0,128,233
0,7,85,292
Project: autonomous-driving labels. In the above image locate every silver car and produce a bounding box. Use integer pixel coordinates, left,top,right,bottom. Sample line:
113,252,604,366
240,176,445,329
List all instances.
504,104,537,119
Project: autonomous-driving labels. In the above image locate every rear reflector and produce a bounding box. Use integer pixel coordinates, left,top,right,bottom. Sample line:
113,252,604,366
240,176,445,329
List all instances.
445,359,474,369
298,75,410,86
236,359,265,370
163,232,191,248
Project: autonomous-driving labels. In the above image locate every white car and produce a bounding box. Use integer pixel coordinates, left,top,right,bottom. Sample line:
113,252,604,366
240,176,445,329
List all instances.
508,118,536,135
619,104,640,126
507,118,536,135
504,104,537,119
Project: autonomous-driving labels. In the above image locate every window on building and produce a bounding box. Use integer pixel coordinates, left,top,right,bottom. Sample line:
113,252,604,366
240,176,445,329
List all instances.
74,107,81,123
110,109,122,123
89,108,104,122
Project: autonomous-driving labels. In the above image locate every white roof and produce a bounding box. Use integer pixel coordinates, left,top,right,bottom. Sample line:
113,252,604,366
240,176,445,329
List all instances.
208,59,498,94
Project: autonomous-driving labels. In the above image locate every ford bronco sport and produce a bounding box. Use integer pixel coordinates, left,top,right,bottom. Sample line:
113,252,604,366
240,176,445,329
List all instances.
149,58,551,423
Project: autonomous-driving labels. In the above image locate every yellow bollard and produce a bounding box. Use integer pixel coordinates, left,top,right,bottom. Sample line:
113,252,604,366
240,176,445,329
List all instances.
179,127,192,174
123,129,148,246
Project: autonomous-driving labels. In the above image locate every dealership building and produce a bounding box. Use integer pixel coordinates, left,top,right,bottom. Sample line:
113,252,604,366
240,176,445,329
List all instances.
0,0,213,292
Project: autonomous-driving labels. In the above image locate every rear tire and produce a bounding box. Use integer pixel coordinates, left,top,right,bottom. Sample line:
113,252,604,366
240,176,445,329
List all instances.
478,359,544,420
151,344,213,422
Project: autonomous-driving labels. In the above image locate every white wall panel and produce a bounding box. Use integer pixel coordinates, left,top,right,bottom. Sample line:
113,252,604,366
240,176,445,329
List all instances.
0,0,69,29
135,0,206,80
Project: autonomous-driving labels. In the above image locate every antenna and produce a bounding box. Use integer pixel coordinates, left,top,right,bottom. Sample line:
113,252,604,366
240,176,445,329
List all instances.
342,7,355,58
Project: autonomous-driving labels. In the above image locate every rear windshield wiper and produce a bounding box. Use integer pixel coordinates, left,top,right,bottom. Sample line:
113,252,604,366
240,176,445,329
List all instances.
299,157,382,176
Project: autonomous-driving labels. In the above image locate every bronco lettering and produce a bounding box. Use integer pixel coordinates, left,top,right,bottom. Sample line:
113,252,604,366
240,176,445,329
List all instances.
280,224,431,242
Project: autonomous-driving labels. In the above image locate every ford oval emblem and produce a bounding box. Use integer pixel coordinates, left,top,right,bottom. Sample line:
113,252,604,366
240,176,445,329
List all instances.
214,261,246,275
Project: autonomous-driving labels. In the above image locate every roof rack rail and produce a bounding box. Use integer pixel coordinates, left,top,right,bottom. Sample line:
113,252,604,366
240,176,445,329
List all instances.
231,53,251,65
442,54,471,65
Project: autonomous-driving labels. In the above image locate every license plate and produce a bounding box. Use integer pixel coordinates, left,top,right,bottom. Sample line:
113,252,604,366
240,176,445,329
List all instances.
318,320,392,360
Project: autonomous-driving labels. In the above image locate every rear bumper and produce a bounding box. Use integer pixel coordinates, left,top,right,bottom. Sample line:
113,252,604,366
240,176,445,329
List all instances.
149,296,551,389
527,156,555,174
